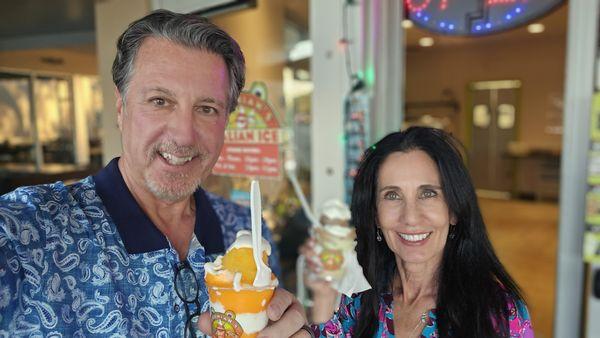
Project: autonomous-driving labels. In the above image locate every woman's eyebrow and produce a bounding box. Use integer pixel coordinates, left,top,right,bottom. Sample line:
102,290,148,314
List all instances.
378,185,399,193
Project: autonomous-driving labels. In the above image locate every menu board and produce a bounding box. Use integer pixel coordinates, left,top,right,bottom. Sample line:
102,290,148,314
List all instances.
213,82,283,179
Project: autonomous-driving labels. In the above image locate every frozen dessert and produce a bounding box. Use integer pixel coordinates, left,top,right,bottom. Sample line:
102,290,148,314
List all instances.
205,230,278,338
313,200,356,281
309,199,371,296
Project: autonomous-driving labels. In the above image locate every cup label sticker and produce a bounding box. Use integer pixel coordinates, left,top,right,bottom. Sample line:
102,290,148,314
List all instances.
319,249,344,270
211,310,243,337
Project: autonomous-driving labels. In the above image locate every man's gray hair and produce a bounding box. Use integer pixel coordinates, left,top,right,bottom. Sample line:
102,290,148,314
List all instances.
112,9,245,112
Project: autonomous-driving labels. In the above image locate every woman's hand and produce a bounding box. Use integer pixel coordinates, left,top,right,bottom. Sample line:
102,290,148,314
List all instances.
299,237,339,323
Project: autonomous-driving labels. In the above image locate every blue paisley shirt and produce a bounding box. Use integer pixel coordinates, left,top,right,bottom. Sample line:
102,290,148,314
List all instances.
0,158,280,337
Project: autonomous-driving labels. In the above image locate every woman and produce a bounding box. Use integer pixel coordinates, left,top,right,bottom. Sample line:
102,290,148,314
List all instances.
309,127,533,337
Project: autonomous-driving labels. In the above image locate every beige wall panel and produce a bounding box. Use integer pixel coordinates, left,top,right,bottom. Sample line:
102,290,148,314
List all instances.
406,37,565,151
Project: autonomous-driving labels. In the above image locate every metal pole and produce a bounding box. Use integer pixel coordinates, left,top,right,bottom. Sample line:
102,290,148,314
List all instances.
554,1,599,336
28,74,43,172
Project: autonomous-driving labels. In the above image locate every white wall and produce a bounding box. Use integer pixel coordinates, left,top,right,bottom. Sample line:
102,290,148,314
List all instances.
95,0,150,164
310,0,348,208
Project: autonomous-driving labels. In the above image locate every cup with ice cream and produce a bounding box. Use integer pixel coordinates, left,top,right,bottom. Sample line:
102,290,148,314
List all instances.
204,231,278,337
313,199,356,282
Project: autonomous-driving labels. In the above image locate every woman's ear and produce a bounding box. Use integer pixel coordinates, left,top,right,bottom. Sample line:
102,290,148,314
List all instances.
450,213,457,226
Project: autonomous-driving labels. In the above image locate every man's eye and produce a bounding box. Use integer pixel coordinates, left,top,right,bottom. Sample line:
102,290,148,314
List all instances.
198,106,218,115
383,191,400,200
150,97,166,106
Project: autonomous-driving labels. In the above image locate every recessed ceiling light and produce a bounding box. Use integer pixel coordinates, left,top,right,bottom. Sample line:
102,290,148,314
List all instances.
527,23,545,34
402,19,414,29
419,37,434,47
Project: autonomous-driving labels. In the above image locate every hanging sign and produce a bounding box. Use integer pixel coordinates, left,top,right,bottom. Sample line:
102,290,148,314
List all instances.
343,89,371,204
213,82,283,178
404,0,564,36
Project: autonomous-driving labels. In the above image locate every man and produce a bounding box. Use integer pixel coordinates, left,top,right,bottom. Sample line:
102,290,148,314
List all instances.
0,10,312,337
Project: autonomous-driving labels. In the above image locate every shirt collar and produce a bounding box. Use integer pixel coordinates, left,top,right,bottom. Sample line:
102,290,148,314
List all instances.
93,157,225,255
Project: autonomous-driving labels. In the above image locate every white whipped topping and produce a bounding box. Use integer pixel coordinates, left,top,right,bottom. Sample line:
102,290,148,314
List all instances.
233,272,242,292
204,255,225,276
324,224,354,237
229,230,272,255
320,199,351,221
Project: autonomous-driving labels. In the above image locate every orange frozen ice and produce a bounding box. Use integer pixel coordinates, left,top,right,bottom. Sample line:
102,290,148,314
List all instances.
205,230,278,338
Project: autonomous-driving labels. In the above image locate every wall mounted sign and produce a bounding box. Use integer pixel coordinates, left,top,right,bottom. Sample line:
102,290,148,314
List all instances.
404,0,564,36
213,82,283,178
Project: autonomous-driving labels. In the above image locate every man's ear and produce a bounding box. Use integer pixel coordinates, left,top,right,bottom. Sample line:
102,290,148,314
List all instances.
115,86,124,131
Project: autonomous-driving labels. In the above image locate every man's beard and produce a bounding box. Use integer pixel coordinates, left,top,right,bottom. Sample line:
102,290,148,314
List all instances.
144,140,206,202
145,169,202,202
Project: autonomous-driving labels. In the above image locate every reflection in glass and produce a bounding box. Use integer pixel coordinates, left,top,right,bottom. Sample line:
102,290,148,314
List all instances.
497,103,516,129
36,76,74,164
0,74,34,163
473,104,491,128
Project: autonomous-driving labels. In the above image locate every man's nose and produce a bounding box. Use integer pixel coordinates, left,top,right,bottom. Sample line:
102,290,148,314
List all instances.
168,107,196,145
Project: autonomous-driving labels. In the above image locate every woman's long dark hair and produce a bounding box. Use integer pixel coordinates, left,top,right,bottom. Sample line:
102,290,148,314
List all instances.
352,127,524,338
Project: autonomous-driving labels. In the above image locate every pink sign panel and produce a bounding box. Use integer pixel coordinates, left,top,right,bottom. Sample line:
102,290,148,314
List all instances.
212,82,283,178
213,143,280,177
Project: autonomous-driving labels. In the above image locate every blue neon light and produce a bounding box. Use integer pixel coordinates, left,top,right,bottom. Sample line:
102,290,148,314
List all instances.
404,0,563,36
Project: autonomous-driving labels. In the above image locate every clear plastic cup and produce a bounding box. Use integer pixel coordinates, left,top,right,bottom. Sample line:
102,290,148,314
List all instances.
313,225,356,282
207,284,275,338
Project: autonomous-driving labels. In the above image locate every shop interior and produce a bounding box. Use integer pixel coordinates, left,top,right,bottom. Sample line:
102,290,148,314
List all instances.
0,1,578,337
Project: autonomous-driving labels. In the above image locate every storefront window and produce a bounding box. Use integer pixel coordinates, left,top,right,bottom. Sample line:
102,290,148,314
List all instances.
36,76,74,164
207,0,311,289
0,73,34,164
0,70,102,194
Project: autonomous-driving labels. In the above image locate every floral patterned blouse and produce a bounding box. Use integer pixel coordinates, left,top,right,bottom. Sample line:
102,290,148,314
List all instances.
310,292,534,337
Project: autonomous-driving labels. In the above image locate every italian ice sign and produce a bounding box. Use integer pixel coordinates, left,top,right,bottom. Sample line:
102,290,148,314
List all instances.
213,82,283,178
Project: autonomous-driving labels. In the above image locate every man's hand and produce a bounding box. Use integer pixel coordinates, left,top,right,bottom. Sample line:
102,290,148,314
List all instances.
260,287,310,337
198,287,311,337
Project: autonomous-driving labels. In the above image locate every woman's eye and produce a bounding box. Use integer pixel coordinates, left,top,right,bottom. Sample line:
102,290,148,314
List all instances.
420,189,438,199
383,191,400,200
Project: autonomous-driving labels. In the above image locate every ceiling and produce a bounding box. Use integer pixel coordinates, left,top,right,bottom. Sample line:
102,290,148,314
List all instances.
0,0,96,51
0,0,567,52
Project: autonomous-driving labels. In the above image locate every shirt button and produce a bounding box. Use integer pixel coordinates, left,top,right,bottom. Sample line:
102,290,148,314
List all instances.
174,304,180,312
